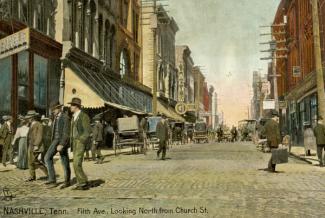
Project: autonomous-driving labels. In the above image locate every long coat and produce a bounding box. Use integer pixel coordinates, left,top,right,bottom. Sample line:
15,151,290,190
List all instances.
51,112,70,147
28,121,43,150
156,120,169,142
304,128,316,150
262,119,281,148
313,124,325,145
0,123,13,147
92,122,103,142
70,111,91,145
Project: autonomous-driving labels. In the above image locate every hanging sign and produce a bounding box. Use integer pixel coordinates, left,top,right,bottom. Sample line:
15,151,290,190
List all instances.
0,28,30,60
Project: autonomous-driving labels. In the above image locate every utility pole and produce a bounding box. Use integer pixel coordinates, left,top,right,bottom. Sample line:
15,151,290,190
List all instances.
260,24,287,114
311,0,325,119
152,0,158,115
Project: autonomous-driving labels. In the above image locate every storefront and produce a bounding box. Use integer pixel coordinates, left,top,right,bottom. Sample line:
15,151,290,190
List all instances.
285,72,318,146
0,21,62,123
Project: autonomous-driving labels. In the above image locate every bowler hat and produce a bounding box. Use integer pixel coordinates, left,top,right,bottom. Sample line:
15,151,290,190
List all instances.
2,115,12,121
51,102,63,110
68,97,82,106
25,110,39,119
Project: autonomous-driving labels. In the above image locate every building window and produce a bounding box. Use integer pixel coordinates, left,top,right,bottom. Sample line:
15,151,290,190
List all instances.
121,0,129,27
18,51,29,115
104,20,110,64
132,10,139,43
34,54,48,110
109,26,116,68
120,49,129,78
18,0,28,23
0,56,12,116
88,0,96,55
134,53,139,81
311,94,318,126
98,15,103,59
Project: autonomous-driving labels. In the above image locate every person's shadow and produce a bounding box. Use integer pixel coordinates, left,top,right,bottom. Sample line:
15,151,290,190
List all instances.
70,178,105,189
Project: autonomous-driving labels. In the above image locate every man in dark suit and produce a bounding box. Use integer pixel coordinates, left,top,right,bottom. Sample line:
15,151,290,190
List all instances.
313,116,325,167
25,110,48,181
44,103,71,188
91,115,104,164
156,115,169,160
262,111,281,172
0,115,14,167
69,98,91,190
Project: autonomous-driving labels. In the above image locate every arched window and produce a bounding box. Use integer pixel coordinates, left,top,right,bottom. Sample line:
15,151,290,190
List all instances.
120,49,129,78
87,0,96,55
18,0,28,23
104,20,110,64
98,14,103,60
109,26,116,68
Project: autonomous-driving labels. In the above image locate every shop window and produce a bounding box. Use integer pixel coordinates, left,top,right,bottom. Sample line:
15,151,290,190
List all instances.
18,51,29,115
0,56,12,116
34,54,48,111
311,95,318,126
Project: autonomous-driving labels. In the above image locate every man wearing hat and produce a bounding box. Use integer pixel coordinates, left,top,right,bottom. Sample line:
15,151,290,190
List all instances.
44,103,71,188
91,115,104,164
25,110,48,181
0,115,14,167
41,115,52,164
69,97,91,190
156,114,169,160
261,111,281,172
313,116,325,167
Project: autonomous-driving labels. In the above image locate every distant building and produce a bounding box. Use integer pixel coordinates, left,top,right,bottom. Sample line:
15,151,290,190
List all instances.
142,3,183,120
175,45,195,103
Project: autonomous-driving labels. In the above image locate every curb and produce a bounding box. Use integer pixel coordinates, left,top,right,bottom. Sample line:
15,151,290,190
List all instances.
289,152,314,165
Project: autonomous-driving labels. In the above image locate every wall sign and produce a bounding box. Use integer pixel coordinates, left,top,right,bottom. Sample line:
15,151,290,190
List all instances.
0,28,30,60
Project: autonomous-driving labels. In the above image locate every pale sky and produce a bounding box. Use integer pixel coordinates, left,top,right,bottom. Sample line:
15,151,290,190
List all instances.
169,0,280,125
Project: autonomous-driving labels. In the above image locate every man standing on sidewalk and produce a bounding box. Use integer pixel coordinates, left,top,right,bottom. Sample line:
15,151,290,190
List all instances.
313,116,325,167
262,112,281,172
69,98,91,190
156,115,169,160
25,110,48,181
44,103,71,189
91,115,104,164
0,115,14,167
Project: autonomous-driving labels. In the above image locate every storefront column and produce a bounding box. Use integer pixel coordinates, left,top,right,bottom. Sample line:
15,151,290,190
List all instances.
28,51,34,110
59,62,66,105
12,54,18,124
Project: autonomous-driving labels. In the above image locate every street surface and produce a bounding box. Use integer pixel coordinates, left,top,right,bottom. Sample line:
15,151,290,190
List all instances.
0,142,325,218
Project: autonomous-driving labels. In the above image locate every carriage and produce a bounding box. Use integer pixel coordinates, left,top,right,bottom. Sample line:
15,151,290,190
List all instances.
193,121,209,143
170,121,185,145
114,116,146,155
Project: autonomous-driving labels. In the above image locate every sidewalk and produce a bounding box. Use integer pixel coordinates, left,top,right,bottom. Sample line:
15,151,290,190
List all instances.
290,146,320,166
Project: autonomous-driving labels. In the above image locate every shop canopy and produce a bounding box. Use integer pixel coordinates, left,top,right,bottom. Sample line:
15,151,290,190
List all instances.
157,100,185,122
64,61,150,115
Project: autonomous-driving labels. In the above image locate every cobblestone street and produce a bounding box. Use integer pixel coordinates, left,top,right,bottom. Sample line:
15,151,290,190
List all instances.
1,142,325,218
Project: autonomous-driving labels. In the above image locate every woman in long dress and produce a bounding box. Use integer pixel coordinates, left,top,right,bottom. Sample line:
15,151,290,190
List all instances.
12,118,29,170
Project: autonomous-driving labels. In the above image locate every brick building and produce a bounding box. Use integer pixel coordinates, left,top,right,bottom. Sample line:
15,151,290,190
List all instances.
273,0,325,145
